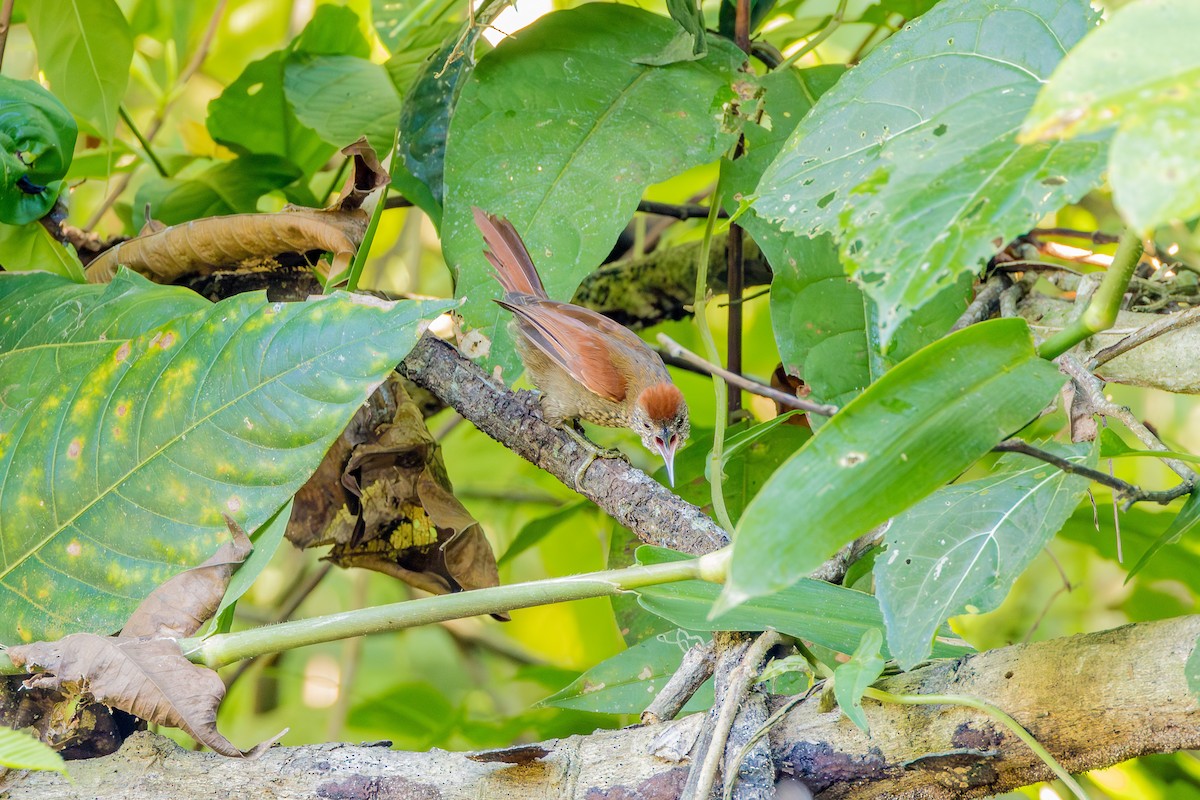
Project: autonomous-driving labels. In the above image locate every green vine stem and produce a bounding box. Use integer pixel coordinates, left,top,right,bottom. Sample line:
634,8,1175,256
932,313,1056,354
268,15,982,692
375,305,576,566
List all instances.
695,177,736,533
1037,229,1144,360
0,549,730,675
862,687,1091,800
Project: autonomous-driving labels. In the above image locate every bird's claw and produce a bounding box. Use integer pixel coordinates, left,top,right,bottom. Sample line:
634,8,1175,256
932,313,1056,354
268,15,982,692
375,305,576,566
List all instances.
561,425,627,491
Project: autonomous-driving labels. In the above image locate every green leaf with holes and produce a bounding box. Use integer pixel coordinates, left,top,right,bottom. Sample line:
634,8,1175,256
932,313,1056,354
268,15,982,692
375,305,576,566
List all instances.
441,3,743,377
875,442,1095,671
0,269,452,644
755,0,1106,349
1023,0,1200,232
719,318,1065,611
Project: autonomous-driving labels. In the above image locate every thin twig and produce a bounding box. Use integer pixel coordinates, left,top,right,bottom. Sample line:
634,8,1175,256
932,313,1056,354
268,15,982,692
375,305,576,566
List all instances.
1031,228,1121,245
687,631,781,800
1089,305,1200,369
657,333,838,417
726,222,744,416
777,0,849,70
636,199,727,220
950,273,1010,332
1059,355,1200,486
993,439,1186,505
642,639,717,725
734,0,751,52
118,106,169,178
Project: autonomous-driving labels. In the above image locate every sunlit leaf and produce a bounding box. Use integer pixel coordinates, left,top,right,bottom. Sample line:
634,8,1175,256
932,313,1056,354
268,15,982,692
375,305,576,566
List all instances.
284,55,403,156
0,269,451,643
1023,0,1200,232
0,220,85,282
875,443,1095,670
1126,491,1200,583
26,0,132,140
755,0,1105,348
721,319,1064,609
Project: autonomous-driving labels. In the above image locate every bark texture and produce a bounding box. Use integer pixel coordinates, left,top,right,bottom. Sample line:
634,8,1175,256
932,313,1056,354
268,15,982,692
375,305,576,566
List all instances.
7,616,1198,799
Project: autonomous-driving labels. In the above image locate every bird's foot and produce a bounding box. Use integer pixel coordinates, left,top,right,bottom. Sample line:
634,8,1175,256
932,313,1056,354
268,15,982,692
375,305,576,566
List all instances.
561,425,628,491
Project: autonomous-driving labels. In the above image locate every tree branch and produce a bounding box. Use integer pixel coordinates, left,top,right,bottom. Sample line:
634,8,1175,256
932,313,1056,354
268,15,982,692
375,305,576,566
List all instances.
10,617,1198,799
398,334,730,555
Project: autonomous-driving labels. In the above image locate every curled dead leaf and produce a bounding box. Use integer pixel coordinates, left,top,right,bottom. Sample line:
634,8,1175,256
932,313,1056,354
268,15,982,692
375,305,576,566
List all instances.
84,208,369,284
290,376,505,617
8,635,283,759
334,137,390,211
121,516,253,639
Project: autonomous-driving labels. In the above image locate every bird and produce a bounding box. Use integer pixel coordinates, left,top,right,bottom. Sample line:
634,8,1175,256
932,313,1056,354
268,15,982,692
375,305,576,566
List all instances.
472,207,690,488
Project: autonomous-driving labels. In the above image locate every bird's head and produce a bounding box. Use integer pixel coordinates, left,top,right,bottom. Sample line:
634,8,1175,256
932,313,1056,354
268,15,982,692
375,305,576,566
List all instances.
631,382,690,487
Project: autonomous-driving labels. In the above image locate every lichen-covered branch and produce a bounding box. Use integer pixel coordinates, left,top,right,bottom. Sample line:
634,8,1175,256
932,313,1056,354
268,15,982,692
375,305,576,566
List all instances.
399,334,729,555
9,617,1198,799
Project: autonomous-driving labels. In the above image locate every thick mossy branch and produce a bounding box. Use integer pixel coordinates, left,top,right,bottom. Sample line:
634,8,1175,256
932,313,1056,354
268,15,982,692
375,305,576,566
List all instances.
9,617,1199,799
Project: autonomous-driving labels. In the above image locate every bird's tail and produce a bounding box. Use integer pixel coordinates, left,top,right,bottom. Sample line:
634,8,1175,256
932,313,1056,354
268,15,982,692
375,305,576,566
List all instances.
472,206,548,299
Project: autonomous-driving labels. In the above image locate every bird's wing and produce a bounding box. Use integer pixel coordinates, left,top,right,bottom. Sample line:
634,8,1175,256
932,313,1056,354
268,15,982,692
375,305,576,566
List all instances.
497,296,629,402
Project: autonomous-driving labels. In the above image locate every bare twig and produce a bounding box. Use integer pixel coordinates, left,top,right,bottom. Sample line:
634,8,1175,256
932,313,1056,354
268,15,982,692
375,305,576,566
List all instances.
1059,354,1200,486
951,273,1010,332
993,439,1188,505
642,639,717,725
657,334,838,417
726,223,745,416
685,631,781,800
636,200,727,220
1089,305,1200,369
1031,228,1121,246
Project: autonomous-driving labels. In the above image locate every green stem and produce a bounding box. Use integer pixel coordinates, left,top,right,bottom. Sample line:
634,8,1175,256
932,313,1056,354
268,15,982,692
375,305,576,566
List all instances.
862,688,1091,800
0,551,728,675
1037,229,1144,360
119,106,169,178
695,179,736,533
199,549,728,669
777,0,849,71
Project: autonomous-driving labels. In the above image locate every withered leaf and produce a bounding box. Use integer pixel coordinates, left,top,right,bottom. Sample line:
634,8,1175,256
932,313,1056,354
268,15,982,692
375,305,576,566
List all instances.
290,377,505,616
8,635,283,759
121,516,253,639
83,207,369,284
334,137,390,211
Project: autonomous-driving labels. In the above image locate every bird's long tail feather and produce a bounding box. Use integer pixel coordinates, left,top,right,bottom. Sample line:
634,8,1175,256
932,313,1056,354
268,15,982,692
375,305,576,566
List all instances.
472,207,547,299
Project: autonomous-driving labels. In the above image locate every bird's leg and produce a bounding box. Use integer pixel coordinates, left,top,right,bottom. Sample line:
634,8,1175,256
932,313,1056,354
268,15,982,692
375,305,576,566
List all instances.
561,422,627,491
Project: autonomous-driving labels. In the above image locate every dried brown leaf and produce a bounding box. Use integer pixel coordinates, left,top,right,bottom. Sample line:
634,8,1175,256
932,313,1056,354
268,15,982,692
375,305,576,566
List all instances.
121,517,253,639
84,207,369,284
8,635,282,758
334,137,390,211
289,377,505,613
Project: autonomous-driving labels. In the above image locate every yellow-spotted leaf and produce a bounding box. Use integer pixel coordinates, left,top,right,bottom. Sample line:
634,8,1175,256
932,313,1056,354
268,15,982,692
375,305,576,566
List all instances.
0,269,451,644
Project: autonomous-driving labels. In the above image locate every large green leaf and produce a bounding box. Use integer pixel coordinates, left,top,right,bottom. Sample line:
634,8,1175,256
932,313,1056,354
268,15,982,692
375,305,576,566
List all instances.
875,443,1094,670
442,3,743,376
635,547,970,659
0,270,451,643
26,0,132,141
542,628,713,714
1023,0,1200,232
754,0,1106,349
284,55,403,156
720,318,1064,609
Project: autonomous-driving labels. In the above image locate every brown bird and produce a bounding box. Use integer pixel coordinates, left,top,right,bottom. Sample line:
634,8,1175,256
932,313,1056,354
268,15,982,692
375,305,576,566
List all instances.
473,207,690,487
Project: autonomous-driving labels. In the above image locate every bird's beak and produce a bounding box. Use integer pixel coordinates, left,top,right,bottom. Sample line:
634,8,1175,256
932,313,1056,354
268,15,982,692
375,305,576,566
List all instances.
655,431,679,487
